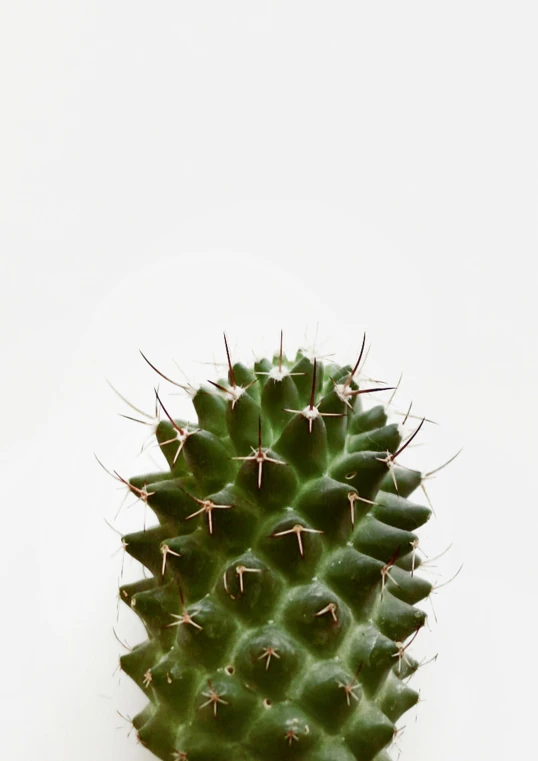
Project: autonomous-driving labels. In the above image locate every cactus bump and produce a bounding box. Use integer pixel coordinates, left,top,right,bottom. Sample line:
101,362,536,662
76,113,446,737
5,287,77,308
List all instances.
106,332,454,761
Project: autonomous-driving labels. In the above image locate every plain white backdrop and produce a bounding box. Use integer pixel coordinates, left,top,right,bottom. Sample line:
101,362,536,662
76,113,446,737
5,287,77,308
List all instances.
1,2,537,759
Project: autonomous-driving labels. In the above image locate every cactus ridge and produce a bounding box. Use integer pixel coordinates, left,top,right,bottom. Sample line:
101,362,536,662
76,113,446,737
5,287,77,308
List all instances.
113,335,437,761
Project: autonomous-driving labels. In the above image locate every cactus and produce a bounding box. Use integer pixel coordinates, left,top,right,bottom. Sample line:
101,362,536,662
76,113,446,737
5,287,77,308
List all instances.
106,333,455,761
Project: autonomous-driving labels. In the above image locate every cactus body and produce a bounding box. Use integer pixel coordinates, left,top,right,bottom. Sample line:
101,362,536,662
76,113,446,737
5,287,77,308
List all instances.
114,337,435,761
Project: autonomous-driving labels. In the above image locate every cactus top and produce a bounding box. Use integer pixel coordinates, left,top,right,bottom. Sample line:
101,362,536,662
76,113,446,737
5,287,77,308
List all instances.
115,336,433,761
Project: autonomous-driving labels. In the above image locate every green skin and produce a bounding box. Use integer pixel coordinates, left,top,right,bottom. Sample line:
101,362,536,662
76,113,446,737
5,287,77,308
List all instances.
118,347,432,761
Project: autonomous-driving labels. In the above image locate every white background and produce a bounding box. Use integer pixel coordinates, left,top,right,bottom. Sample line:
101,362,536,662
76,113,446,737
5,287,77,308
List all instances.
1,2,537,759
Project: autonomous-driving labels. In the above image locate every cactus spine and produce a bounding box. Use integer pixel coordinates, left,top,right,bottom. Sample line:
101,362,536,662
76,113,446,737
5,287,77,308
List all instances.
107,333,449,761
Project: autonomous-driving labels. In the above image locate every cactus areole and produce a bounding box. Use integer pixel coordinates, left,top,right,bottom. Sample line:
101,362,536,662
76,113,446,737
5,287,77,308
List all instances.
108,333,450,761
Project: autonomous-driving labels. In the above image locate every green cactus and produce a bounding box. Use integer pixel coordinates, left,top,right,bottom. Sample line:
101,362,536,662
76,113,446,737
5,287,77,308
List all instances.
107,333,450,761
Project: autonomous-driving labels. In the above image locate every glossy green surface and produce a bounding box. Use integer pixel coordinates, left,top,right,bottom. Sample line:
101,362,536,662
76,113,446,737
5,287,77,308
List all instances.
117,345,433,760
